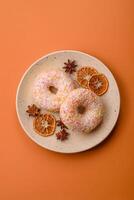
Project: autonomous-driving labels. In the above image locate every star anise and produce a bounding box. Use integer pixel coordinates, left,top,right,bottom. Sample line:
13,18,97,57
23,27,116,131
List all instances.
26,104,41,117
56,129,69,141
56,119,68,129
63,59,77,74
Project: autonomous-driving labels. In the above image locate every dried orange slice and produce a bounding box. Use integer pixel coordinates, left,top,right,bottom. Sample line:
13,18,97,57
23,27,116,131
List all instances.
77,67,98,88
33,114,56,137
89,74,109,96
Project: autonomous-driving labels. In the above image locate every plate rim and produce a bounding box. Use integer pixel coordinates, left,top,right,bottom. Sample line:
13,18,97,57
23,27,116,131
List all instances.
16,50,120,153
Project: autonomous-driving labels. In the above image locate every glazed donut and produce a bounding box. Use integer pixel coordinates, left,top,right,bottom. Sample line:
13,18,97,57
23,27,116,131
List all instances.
60,88,104,133
32,70,78,112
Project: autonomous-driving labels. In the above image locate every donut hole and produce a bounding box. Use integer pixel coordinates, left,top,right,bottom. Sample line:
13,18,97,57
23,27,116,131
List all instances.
77,105,86,114
49,86,58,94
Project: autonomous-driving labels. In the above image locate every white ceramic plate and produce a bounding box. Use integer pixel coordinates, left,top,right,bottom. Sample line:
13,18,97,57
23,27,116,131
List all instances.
16,50,120,153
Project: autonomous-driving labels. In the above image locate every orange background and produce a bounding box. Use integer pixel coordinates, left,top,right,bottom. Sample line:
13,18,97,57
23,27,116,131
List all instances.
0,0,133,200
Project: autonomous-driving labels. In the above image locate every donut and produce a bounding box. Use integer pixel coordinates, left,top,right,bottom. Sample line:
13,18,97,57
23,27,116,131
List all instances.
32,70,78,112
60,88,104,133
